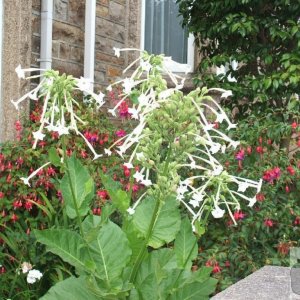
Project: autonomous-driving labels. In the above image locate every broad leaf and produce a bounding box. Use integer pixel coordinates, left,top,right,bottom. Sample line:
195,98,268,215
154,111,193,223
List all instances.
134,249,177,299
61,155,94,219
133,195,181,248
169,278,217,300
100,171,130,214
174,218,197,269
48,147,61,167
40,276,99,300
34,229,93,272
87,220,132,283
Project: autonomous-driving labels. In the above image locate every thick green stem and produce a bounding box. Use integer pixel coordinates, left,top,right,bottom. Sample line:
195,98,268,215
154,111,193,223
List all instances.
128,147,173,284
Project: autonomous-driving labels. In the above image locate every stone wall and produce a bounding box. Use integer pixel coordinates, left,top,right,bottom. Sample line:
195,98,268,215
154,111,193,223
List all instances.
0,0,32,142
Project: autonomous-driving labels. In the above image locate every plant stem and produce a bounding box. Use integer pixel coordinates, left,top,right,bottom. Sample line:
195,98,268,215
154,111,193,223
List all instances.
129,146,172,283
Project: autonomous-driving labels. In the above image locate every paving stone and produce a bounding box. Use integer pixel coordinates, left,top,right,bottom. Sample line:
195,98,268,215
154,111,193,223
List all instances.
211,266,300,300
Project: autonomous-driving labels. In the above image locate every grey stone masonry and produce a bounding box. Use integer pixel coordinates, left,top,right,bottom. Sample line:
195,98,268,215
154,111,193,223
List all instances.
211,266,300,300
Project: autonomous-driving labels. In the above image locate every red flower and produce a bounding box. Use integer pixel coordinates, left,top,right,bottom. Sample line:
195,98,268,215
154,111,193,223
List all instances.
263,167,281,183
115,129,126,137
11,213,18,223
294,216,300,225
246,146,252,155
291,122,298,129
225,260,230,268
233,210,246,221
212,263,221,273
256,193,265,202
285,185,290,193
0,192,4,199
256,146,264,154
287,165,295,176
13,200,22,209
213,122,219,129
264,219,274,227
123,165,131,177
24,201,33,211
97,190,108,200
80,150,88,158
235,149,245,161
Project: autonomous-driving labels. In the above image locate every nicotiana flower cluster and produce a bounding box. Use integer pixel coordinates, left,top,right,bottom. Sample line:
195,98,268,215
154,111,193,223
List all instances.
11,66,105,186
13,48,262,228
106,48,262,228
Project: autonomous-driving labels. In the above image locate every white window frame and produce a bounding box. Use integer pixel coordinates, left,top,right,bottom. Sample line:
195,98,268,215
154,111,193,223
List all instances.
140,0,194,73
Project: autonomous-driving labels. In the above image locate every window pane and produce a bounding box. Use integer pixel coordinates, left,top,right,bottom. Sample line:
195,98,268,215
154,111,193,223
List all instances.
144,0,188,64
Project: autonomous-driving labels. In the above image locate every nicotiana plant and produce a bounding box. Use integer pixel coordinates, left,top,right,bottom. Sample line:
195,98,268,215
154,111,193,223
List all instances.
10,49,262,299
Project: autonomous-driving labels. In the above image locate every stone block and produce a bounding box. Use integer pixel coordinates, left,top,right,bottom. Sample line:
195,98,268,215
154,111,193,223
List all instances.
54,0,68,22
94,70,106,85
32,35,40,54
31,13,41,35
95,35,124,56
52,41,60,58
97,0,109,6
96,17,125,42
52,59,83,78
68,0,85,27
32,0,40,11
95,51,125,66
59,43,70,60
96,5,109,18
70,46,84,63
109,1,125,25
53,21,84,45
107,66,122,77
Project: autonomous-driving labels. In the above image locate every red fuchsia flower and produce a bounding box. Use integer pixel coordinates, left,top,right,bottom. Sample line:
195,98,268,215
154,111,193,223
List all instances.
47,167,56,176
291,122,298,130
294,216,300,225
15,120,22,141
118,101,131,118
258,136,263,144
256,193,265,202
0,192,4,198
125,183,139,192
67,149,72,157
285,185,290,193
212,263,221,274
287,165,295,176
235,149,245,161
277,242,291,256
264,219,274,227
13,200,22,210
263,167,281,183
102,165,107,173
123,165,131,177
38,141,47,148
6,174,11,183
0,266,6,274
256,146,264,154
267,139,272,145
225,260,230,268
97,189,108,200
51,131,59,139
92,208,101,215
24,201,33,211
213,122,219,129
80,150,88,158
11,213,18,223
6,161,13,170
26,228,31,235
16,157,24,166
56,190,63,201
115,129,126,137
233,210,246,221
246,146,252,155
297,140,300,147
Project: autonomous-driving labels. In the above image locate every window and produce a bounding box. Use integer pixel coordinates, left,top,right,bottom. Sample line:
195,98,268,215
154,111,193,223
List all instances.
141,0,194,73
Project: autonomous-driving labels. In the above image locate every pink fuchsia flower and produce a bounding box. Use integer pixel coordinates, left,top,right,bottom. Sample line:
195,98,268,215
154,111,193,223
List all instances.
264,219,274,227
235,149,245,161
97,190,108,200
263,167,281,183
256,193,265,202
294,216,300,225
291,122,298,129
115,129,126,137
233,210,246,221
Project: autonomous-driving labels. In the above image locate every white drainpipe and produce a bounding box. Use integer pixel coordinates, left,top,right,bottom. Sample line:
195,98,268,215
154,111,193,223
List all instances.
39,0,53,72
84,0,96,91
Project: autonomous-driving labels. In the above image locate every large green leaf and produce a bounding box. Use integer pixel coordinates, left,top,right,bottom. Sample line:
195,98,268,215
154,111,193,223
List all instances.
168,278,217,300
133,195,181,248
86,220,132,283
134,249,177,300
34,229,93,272
61,155,94,219
99,171,130,214
40,276,99,300
174,218,198,269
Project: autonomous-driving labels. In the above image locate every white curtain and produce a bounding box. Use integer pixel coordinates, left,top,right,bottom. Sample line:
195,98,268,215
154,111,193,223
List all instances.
144,0,188,64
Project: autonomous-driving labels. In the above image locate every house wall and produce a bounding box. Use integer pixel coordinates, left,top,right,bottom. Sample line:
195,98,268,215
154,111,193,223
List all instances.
31,0,141,92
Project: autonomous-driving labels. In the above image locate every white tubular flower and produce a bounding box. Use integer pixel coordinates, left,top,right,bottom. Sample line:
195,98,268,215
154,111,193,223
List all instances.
211,205,225,218
104,148,112,156
20,162,51,187
127,207,135,215
32,131,45,141
26,269,43,284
